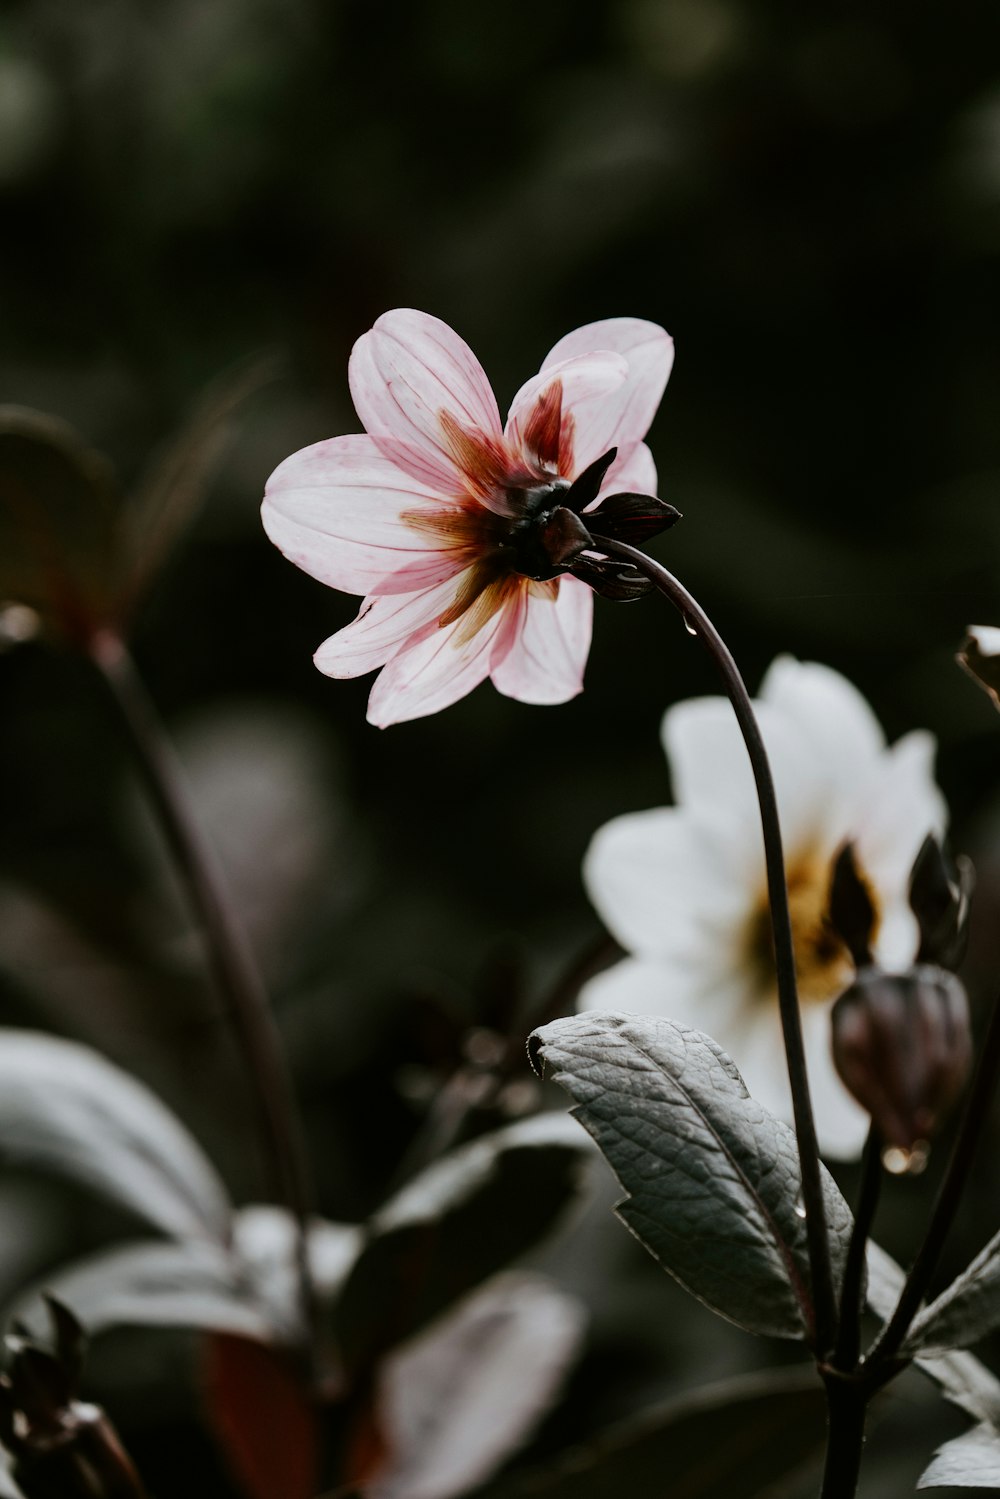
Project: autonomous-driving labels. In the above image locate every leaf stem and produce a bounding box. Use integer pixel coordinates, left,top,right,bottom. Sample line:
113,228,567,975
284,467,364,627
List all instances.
86,629,319,1367
818,1373,868,1499
599,539,836,1354
866,986,1000,1369
833,1126,882,1371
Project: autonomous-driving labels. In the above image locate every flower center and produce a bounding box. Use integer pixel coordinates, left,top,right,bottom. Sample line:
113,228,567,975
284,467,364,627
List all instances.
503,477,573,580
744,846,869,1005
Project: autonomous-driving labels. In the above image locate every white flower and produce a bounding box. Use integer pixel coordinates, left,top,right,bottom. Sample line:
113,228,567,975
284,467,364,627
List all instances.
579,656,948,1159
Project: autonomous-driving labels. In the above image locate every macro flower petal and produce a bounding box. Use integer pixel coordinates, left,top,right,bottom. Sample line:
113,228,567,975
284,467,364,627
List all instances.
759,657,886,807
854,730,947,967
489,577,592,705
263,434,460,596
314,575,471,679
598,440,657,500
349,309,504,491
662,696,824,851
365,606,509,728
506,353,629,476
583,806,749,960
540,317,674,472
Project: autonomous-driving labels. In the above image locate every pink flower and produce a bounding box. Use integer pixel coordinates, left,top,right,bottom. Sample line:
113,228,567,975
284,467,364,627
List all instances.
262,310,675,726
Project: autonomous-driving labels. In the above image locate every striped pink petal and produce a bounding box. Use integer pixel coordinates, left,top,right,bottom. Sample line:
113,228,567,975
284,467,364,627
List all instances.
349,309,503,492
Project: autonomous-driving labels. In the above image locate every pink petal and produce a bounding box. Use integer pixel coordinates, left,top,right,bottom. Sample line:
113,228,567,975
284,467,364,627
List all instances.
314,574,470,679
595,440,658,499
349,310,503,492
540,318,674,472
366,607,509,727
506,353,629,475
263,434,461,596
490,576,592,705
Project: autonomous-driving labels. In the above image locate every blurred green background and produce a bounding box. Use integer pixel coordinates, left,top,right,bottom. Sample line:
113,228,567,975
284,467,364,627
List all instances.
3,0,1000,1494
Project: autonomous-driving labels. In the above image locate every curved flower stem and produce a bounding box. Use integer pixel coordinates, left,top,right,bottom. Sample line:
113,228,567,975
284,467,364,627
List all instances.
833,1126,882,1372
599,539,836,1354
87,629,319,1368
866,987,1000,1370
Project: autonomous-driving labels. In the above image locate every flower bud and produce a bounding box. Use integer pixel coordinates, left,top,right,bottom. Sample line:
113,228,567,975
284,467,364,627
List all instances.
831,965,972,1159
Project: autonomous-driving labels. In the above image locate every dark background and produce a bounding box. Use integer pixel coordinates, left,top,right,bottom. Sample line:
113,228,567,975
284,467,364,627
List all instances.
3,1,1000,1494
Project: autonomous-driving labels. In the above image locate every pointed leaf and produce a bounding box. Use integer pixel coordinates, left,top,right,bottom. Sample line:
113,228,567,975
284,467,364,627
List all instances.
370,1273,585,1499
0,406,120,642
333,1113,593,1375
0,1030,230,1240
529,1013,853,1343
121,355,280,611
918,1422,1000,1489
475,1365,827,1499
867,1242,1000,1425
908,1227,1000,1356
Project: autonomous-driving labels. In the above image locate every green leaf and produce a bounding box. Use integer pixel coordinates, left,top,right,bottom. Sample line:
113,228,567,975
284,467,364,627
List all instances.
0,1030,231,1241
908,1228,1000,1356
0,406,120,641
475,1365,827,1499
120,354,280,612
529,1013,853,1344
918,1423,1000,1489
332,1113,593,1376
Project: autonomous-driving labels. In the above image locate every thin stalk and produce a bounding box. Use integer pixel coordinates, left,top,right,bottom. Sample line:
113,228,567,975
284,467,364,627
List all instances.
600,539,836,1354
867,986,1000,1370
833,1126,882,1371
819,1375,868,1499
87,629,318,1363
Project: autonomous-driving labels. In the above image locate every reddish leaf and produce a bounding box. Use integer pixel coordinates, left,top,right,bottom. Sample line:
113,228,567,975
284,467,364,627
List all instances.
202,1333,320,1499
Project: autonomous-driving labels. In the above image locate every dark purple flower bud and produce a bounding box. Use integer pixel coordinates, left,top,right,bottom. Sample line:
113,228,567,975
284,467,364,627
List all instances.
584,491,682,546
831,965,972,1163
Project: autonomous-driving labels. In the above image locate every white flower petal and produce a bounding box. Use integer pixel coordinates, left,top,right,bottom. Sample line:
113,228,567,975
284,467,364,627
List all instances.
855,730,947,916
489,577,592,706
759,657,886,807
583,807,749,960
661,697,826,853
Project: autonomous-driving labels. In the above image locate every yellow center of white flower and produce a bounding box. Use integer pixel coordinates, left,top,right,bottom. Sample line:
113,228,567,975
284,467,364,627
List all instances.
745,845,873,1005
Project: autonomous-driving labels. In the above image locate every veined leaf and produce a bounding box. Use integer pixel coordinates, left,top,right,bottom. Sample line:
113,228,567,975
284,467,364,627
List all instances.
907,1227,1000,1356
529,1013,853,1343
918,1422,1000,1489
867,1242,1000,1427
0,1030,230,1241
